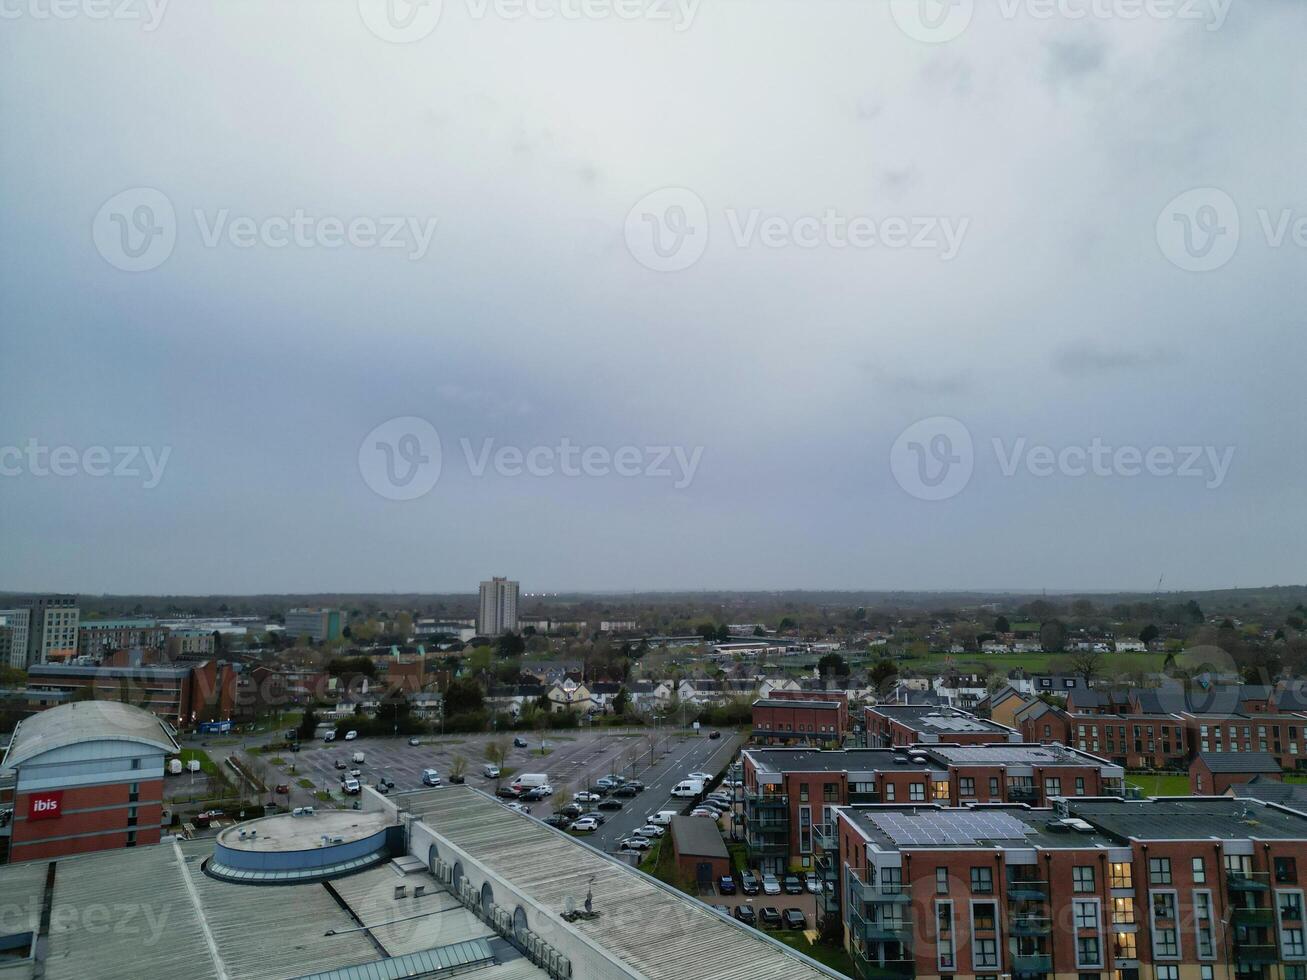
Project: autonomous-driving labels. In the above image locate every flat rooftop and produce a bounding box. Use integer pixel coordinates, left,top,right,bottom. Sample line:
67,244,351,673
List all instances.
753,698,839,709
841,804,1119,852
925,744,1120,770
744,744,1119,775
1067,797,1307,842
745,748,933,775
867,704,1013,734
216,810,391,852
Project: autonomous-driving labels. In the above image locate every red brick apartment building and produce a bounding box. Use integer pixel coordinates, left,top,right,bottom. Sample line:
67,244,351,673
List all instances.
742,744,1125,874
819,795,1307,980
1021,683,1307,773
752,698,845,746
1190,751,1283,795
1,701,179,862
865,705,1021,748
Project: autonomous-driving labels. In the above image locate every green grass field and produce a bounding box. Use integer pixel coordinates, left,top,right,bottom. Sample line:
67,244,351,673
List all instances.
1126,773,1191,796
895,651,1169,677
178,748,218,775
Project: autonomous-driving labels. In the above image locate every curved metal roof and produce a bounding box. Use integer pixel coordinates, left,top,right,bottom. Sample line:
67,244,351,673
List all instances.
1,699,179,768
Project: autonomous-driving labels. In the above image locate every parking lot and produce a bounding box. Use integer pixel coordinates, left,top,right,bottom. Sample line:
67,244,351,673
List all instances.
267,727,740,825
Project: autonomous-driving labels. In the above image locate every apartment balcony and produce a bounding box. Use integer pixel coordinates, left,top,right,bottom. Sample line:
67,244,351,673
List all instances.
744,790,789,809
852,909,912,943
1231,906,1275,926
848,871,910,905
1007,785,1038,804
848,791,882,804
850,946,914,980
1011,952,1052,974
1234,943,1280,965
812,824,836,853
1010,916,1052,937
1007,880,1050,903
744,835,789,856
1228,870,1272,892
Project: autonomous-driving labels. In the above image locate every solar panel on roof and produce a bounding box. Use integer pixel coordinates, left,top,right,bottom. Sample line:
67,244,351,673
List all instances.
867,810,1035,846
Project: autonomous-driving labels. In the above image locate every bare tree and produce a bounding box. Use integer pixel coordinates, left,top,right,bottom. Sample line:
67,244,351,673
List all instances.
449,754,468,782
484,739,510,784
1069,648,1103,684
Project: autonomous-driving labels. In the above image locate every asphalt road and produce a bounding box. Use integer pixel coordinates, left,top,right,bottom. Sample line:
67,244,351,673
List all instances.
584,730,744,852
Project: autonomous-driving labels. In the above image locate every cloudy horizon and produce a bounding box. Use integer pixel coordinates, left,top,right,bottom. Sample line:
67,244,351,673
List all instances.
1,0,1303,594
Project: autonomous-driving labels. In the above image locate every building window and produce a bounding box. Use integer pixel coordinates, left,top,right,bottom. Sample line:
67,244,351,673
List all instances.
125,830,137,848
1075,776,1086,795
937,867,949,894
972,901,997,931
1074,899,1098,928
799,784,809,802
823,782,839,803
1153,927,1178,958
881,868,902,895
1110,862,1133,889
936,901,955,970
1194,890,1215,959
1115,930,1137,960
1278,857,1299,883
971,867,994,894
909,783,926,802
1074,866,1096,893
973,937,998,969
1285,929,1307,958
1149,857,1172,884
1280,891,1304,920
959,777,976,798
1045,777,1062,797
128,782,140,802
1152,892,1176,920
1192,857,1206,883
1111,896,1135,925
1077,936,1102,968
131,758,141,770
884,783,896,802
1157,968,1178,980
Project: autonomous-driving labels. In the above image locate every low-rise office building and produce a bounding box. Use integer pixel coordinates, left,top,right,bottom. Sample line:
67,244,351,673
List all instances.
752,698,844,746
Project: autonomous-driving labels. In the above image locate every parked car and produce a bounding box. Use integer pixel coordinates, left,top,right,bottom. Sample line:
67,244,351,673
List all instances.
333,759,347,770
375,781,391,794
612,784,640,798
759,907,782,928
718,875,736,895
272,783,289,795
618,836,652,851
504,801,530,814
711,904,730,916
569,817,599,832
783,908,806,929
594,776,621,790
520,787,549,801
782,873,804,895
762,874,781,895
349,768,362,778
408,736,421,746
496,785,520,799
740,871,760,895
343,778,361,795
448,774,465,784
689,809,719,819
322,731,336,742
482,764,501,778
687,771,713,782
577,811,606,825
624,779,644,791
708,730,721,739
636,824,666,838
513,737,528,748
573,791,600,804
344,730,358,741
733,905,756,925
422,768,441,786
560,803,583,819
805,872,821,894
544,813,572,828
597,798,623,811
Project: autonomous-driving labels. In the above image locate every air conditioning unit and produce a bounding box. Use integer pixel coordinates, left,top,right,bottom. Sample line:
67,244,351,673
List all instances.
413,885,426,898
394,885,407,900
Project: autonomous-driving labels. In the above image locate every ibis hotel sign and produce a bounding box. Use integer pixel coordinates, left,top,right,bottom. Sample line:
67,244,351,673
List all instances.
28,791,63,821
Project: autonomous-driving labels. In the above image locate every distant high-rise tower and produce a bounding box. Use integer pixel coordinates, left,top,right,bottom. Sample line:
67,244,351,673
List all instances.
477,578,519,637
22,595,78,666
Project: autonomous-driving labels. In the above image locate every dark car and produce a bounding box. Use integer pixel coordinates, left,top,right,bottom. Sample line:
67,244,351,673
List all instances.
759,906,783,928
544,813,572,828
597,798,623,811
273,784,289,795
739,871,760,895
711,904,730,915
612,784,640,798
709,730,721,739
448,774,465,784
733,905,756,925
333,759,347,770
782,873,804,895
718,875,736,895
578,810,606,825
560,803,583,819
496,785,520,799
513,737,528,748
782,908,806,930
624,779,644,791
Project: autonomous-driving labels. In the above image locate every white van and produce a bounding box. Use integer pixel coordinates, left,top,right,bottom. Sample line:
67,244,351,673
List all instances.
671,779,704,798
422,768,441,786
482,764,501,778
647,810,679,826
510,773,550,792
352,751,366,764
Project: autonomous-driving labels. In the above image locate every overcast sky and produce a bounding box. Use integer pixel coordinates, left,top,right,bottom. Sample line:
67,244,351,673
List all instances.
1,0,1303,595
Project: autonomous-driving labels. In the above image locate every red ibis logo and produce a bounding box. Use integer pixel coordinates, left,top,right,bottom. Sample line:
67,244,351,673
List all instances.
28,792,63,821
